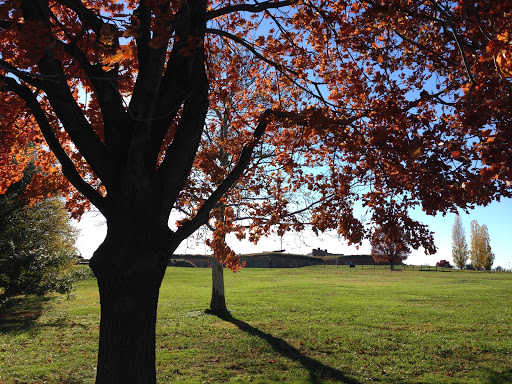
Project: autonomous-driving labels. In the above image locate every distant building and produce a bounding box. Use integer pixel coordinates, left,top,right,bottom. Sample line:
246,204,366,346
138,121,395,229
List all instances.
312,248,334,256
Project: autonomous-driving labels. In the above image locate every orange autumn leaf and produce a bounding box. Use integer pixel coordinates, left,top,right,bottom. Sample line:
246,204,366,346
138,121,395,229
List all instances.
409,148,421,159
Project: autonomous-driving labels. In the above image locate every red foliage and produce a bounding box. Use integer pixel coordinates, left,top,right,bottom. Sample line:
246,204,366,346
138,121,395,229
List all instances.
1,0,511,270
371,227,410,266
436,260,453,269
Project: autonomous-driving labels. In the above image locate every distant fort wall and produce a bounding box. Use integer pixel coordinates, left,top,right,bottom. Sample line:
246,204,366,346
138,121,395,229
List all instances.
169,249,402,268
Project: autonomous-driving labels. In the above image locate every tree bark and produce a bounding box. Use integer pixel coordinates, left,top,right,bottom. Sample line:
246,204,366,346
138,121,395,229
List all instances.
210,254,227,314
89,222,170,384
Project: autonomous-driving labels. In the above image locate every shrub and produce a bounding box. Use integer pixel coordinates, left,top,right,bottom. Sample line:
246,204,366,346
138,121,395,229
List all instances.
436,260,453,269
0,165,79,304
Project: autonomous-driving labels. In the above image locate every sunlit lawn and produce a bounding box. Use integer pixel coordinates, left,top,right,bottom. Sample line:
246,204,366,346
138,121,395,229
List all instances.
1,266,511,383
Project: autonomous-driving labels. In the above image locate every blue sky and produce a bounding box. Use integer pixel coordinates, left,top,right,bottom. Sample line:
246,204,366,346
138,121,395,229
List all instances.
405,197,512,268
76,196,512,269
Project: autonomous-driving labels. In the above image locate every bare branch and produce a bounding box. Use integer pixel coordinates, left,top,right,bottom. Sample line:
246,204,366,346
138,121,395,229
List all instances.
428,0,475,85
206,28,294,75
206,1,291,20
469,3,493,41
131,1,168,78
0,60,48,88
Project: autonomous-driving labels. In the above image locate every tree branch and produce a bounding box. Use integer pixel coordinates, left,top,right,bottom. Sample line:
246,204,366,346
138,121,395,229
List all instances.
149,0,209,169
206,0,291,20
133,1,153,73
58,39,129,156
428,0,475,85
173,109,275,243
54,0,103,33
0,60,47,88
0,20,13,29
158,77,209,223
3,77,108,216
49,5,131,159
206,28,292,74
206,28,336,108
21,0,111,187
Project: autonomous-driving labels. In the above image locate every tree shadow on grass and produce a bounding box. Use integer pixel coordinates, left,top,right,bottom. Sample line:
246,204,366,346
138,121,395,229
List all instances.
485,368,512,384
1,295,91,335
0,295,50,334
208,310,360,384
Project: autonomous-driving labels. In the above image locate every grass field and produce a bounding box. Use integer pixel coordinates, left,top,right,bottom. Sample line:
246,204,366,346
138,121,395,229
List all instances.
0,267,511,383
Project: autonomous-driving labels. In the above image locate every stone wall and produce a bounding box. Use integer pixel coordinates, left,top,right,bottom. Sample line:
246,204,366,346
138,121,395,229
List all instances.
168,253,402,268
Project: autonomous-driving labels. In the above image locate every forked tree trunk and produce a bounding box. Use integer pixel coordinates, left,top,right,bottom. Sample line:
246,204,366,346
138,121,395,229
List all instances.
89,223,170,384
210,254,227,314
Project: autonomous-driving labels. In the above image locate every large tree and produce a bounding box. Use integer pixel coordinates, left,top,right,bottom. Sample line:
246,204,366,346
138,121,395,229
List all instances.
1,0,512,381
371,226,410,268
452,214,469,269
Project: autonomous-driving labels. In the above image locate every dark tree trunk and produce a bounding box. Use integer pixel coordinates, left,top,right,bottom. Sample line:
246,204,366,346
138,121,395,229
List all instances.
210,255,227,314
89,222,171,384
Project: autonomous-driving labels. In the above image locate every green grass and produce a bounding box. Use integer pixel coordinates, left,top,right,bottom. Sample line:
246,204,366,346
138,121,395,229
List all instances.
1,267,511,383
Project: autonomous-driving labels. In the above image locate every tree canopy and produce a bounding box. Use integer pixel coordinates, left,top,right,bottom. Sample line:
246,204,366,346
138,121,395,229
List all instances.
1,0,511,381
1,0,511,255
371,226,410,267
